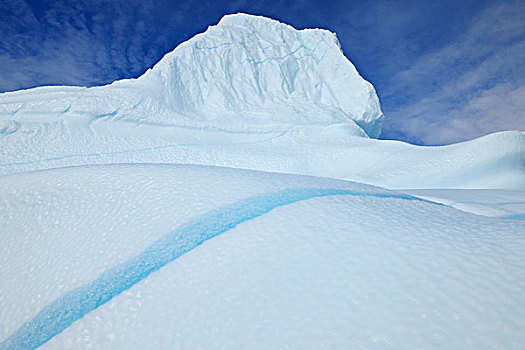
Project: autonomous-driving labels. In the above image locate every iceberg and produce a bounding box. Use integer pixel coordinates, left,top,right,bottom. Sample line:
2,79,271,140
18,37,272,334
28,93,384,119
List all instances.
0,13,524,349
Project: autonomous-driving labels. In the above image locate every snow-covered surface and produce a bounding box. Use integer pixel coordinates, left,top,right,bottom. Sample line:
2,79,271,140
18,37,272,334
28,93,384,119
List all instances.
0,117,523,189
1,12,525,350
1,165,524,349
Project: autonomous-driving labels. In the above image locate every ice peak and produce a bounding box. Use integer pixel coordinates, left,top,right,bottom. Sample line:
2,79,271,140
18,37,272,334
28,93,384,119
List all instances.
216,13,338,42
144,13,384,138
216,12,285,27
215,12,306,35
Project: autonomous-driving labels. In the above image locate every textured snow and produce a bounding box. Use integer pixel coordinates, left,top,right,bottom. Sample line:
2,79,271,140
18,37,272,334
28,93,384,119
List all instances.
1,165,524,349
1,12,525,350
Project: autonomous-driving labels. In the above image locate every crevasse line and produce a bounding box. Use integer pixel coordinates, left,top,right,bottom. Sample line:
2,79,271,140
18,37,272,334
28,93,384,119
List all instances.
0,188,436,350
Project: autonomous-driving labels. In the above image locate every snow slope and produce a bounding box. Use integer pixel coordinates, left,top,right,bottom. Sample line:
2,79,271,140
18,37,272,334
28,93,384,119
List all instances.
0,117,523,189
1,165,524,349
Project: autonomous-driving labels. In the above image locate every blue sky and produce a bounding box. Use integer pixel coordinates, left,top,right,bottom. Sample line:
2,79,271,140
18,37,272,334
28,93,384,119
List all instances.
1,0,523,145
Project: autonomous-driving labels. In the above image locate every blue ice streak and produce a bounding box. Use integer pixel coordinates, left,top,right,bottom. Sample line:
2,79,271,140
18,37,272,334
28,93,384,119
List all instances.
0,188,434,349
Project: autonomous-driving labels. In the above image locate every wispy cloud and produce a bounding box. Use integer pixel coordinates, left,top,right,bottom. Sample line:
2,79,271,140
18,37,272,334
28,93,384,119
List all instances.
380,1,525,144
